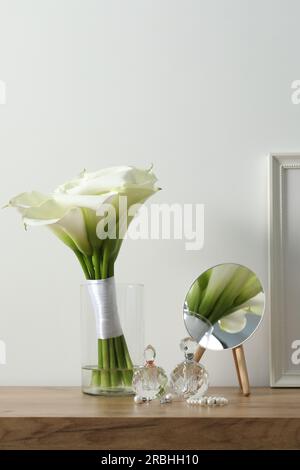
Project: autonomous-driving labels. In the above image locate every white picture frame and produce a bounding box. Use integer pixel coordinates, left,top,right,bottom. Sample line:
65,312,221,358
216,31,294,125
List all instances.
270,153,300,386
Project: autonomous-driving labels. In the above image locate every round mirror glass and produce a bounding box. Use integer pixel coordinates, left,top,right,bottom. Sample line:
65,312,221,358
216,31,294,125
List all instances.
183,263,265,350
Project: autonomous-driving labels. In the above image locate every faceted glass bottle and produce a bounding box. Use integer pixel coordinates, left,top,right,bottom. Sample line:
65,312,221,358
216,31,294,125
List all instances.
132,345,168,400
170,337,209,399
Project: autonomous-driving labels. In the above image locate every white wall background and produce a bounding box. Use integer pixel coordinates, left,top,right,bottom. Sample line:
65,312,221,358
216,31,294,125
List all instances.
0,0,299,386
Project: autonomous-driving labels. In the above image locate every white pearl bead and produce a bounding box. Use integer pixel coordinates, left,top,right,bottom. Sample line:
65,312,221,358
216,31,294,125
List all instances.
207,397,215,406
165,393,173,402
134,395,143,404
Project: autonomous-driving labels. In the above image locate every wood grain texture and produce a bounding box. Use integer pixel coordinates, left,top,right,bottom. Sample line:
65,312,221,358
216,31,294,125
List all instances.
0,387,300,449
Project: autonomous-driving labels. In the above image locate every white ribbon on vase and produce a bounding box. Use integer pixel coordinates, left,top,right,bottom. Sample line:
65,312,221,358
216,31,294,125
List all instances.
86,277,123,339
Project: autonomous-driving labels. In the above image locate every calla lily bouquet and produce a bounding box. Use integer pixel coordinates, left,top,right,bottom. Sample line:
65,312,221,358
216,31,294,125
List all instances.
185,264,263,335
8,165,159,391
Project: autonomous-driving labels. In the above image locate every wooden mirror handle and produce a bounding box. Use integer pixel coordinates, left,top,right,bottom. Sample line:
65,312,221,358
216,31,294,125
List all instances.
194,344,250,396
194,345,206,362
232,345,250,396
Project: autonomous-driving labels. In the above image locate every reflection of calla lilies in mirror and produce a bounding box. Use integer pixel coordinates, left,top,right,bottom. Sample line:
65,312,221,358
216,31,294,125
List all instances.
186,264,264,334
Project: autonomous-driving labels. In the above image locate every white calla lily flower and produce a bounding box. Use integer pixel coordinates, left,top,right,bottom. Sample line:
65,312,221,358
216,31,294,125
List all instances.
219,310,247,334
7,166,159,275
55,166,157,195
218,291,264,334
246,292,265,315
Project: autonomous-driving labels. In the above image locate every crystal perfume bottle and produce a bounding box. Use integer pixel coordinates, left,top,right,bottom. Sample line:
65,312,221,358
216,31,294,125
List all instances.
170,337,209,399
132,345,168,400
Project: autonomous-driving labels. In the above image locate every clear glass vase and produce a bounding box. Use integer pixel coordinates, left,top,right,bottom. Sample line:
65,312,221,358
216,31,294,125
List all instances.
80,278,144,396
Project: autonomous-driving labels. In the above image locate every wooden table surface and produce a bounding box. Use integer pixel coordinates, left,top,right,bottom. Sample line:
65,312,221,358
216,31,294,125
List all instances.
0,387,299,450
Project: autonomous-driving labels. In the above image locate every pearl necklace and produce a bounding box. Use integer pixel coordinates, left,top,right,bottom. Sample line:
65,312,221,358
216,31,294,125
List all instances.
186,395,228,406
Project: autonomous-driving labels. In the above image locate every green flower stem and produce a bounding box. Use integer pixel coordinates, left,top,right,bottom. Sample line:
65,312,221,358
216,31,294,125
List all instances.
98,338,103,368
91,369,100,386
114,336,126,368
121,335,133,369
101,244,110,279
92,251,101,280
74,250,90,280
84,255,95,279
121,335,134,385
97,338,103,386
114,336,131,386
101,339,111,387
109,338,120,387
108,262,114,277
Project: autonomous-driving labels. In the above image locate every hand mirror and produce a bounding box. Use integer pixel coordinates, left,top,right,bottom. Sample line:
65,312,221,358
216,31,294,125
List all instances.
183,263,265,395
